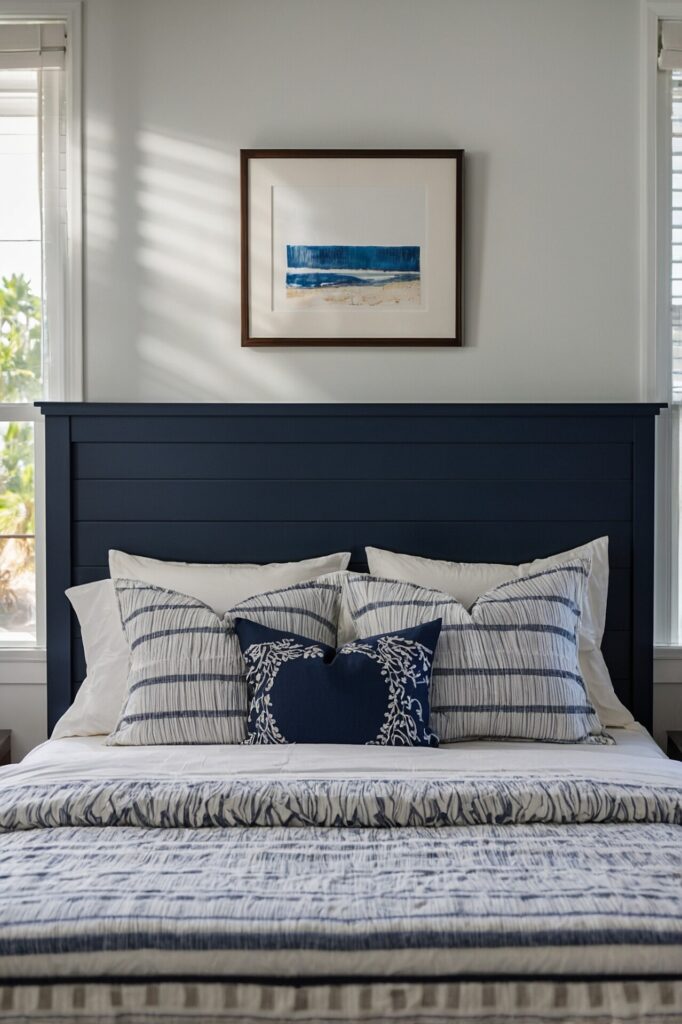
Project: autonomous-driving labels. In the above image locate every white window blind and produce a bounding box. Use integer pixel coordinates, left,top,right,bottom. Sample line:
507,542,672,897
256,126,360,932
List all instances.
0,22,66,70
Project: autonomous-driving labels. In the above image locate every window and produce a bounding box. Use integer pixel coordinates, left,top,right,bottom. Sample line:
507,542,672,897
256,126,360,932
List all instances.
0,12,81,649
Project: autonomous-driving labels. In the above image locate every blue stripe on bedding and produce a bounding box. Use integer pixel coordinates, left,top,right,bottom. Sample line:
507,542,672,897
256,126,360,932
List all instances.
438,623,577,642
117,709,245,724
430,704,596,715
1,925,681,958
431,667,585,683
130,626,227,651
128,673,243,696
122,602,208,624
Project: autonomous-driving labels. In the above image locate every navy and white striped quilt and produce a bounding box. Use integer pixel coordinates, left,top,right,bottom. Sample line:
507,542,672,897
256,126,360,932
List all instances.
0,762,681,984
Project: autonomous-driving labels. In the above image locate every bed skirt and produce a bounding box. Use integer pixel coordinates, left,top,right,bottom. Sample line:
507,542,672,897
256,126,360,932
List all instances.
2,978,681,1024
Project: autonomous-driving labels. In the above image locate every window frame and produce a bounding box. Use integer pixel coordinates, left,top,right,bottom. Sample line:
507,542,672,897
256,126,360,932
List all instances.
0,0,82,659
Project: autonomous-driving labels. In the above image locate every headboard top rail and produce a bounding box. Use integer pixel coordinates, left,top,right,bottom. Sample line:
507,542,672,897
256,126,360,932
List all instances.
38,402,665,417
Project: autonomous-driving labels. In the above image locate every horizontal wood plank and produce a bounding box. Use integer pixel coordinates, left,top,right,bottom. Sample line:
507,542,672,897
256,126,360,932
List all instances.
609,676,631,706
73,442,632,482
72,521,633,570
69,415,637,445
600,631,630,681
74,479,631,524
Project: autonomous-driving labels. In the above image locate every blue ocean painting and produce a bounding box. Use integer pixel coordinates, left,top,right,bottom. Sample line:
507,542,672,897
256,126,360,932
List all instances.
286,245,421,306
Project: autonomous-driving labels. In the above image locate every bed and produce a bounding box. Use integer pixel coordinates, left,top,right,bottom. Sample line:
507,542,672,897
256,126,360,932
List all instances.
1,401,681,1024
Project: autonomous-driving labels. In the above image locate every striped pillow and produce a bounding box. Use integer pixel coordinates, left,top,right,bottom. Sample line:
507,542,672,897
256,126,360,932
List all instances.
108,578,341,745
343,560,611,744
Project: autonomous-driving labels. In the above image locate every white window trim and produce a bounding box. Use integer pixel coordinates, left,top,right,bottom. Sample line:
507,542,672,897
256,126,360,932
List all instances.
0,0,83,403
0,0,82,660
641,1,682,647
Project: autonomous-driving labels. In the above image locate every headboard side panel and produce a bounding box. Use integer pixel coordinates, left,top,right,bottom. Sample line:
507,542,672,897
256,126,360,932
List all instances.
44,414,73,731
40,403,663,734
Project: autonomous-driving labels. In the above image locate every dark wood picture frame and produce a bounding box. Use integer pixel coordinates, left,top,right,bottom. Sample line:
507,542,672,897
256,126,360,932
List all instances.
240,149,463,347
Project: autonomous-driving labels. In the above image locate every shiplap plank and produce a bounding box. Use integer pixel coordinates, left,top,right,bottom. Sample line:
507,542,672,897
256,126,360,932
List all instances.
73,442,632,482
609,676,631,706
600,631,630,681
73,521,633,569
69,415,636,445
74,479,631,524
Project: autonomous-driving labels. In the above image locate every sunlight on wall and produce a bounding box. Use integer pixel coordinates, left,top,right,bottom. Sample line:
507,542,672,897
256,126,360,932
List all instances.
133,128,334,401
134,128,236,398
85,119,117,254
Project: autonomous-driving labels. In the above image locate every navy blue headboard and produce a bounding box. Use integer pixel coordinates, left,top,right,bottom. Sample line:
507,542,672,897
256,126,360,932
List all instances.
38,402,663,733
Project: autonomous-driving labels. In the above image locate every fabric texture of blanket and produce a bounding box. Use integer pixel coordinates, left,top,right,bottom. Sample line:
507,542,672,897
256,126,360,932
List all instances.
0,734,681,987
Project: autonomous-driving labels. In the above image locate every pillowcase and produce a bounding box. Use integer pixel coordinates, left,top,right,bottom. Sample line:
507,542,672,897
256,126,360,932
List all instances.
365,538,632,728
52,579,131,740
235,618,441,746
344,560,611,744
108,577,341,746
109,549,351,616
54,551,351,739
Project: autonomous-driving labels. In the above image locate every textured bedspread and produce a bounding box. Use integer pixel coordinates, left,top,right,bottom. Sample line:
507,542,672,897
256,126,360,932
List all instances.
1,820,682,983
1,742,682,986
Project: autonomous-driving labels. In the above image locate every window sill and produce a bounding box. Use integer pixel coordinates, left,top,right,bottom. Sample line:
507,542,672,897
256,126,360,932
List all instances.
0,647,46,663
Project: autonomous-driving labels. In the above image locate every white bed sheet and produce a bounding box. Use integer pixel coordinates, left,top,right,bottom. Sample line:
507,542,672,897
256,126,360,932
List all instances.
2,721,669,789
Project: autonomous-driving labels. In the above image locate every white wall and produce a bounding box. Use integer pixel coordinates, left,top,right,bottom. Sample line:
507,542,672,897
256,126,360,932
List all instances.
0,659,46,763
5,0,682,761
83,0,641,403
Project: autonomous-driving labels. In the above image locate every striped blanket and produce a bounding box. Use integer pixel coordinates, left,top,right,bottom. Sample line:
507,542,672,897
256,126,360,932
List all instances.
0,749,681,1021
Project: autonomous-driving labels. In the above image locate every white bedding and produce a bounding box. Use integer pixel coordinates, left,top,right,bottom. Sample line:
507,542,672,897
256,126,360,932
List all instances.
0,722,680,987
4,721,668,788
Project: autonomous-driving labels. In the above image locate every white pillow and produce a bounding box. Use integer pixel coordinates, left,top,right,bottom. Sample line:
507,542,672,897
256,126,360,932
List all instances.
365,538,633,729
52,579,130,739
53,551,352,739
108,550,351,615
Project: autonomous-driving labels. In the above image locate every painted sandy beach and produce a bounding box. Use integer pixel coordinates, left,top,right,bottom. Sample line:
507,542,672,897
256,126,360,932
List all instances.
285,244,421,308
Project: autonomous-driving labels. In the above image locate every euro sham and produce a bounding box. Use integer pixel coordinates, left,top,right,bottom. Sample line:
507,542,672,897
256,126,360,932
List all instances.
366,537,632,728
344,560,611,743
54,552,351,739
108,577,341,745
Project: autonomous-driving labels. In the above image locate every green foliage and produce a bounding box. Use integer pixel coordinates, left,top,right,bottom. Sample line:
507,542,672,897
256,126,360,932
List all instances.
0,422,34,536
0,274,42,403
0,274,40,613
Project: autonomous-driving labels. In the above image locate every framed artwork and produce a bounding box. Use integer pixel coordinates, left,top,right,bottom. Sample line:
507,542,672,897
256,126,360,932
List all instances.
240,149,463,347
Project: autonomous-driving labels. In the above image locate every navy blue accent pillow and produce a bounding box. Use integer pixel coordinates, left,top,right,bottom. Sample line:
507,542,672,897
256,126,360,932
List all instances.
234,618,441,746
